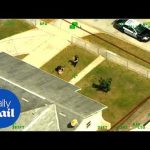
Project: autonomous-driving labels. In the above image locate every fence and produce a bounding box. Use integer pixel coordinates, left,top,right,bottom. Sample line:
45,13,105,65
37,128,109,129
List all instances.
71,36,150,78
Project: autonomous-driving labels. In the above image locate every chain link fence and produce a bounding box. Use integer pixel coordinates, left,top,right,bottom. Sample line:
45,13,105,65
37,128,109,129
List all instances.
71,36,150,78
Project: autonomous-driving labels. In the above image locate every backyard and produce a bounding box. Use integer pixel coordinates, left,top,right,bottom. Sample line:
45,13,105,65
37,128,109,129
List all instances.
76,60,150,126
41,45,97,81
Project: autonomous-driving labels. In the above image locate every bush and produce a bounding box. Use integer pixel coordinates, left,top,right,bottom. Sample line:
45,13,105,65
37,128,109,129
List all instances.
99,77,112,92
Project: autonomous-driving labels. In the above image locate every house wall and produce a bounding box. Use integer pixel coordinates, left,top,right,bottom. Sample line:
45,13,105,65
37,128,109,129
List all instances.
75,111,111,131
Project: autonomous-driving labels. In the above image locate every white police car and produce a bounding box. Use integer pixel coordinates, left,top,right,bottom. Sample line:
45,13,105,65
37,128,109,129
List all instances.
113,19,150,42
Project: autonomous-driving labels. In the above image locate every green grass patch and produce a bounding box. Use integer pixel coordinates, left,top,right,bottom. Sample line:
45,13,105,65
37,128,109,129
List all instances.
0,19,35,40
84,33,150,69
76,60,150,126
41,45,97,81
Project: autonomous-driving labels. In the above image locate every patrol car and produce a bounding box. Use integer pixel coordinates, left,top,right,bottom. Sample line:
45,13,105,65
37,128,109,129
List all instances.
113,19,150,42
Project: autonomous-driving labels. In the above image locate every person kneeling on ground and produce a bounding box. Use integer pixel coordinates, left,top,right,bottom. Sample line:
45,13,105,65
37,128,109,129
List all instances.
55,65,64,75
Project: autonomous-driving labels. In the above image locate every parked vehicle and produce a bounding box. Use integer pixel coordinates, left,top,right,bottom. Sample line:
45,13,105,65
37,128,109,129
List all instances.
113,19,150,42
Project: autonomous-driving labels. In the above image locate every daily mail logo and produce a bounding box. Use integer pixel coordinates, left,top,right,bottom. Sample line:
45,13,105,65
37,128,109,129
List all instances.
0,89,21,128
0,99,15,117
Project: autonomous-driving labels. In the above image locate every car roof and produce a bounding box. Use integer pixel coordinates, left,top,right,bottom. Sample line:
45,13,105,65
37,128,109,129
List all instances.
125,19,140,28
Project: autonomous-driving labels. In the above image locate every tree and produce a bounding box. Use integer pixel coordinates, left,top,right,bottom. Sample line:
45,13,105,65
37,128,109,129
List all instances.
99,77,112,92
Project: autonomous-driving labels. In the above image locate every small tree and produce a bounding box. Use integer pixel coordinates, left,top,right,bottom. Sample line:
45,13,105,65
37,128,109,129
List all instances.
99,78,112,92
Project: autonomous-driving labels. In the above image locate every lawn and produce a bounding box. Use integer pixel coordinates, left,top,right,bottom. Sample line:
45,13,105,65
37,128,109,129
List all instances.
40,19,55,23
84,33,150,69
41,45,97,81
76,60,150,126
0,19,35,40
15,54,28,59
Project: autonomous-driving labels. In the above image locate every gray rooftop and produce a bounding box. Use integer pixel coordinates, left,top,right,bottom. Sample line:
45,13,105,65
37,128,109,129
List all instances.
0,75,83,131
0,52,107,131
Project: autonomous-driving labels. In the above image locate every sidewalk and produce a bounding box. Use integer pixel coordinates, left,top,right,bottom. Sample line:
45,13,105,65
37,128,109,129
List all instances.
0,28,50,56
23,19,101,68
69,55,105,85
22,36,70,68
